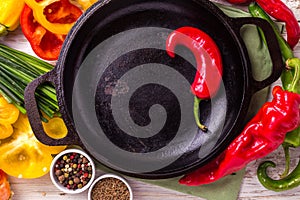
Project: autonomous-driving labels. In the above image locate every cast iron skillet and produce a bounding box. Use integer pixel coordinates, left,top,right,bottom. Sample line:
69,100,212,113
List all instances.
24,0,283,179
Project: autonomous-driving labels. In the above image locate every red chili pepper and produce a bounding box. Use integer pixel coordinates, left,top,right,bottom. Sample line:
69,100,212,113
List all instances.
224,0,300,49
20,0,82,60
179,86,300,186
166,27,223,131
166,27,223,99
256,0,300,49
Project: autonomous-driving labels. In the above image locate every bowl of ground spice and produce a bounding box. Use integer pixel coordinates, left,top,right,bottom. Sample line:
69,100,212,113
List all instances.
50,148,96,194
88,174,133,200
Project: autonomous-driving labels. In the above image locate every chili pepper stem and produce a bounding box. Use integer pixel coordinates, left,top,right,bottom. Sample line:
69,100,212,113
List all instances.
258,158,300,191
286,58,300,93
193,96,208,132
281,143,291,178
0,24,8,37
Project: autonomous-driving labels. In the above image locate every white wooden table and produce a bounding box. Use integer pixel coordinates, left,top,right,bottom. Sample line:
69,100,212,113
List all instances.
2,0,300,199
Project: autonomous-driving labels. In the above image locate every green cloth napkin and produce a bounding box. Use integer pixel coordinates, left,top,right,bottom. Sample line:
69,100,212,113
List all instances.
95,4,277,200
95,162,245,200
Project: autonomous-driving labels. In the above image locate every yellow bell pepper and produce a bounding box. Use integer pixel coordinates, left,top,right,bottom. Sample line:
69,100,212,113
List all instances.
0,114,67,179
0,97,20,125
0,96,19,139
0,0,25,36
24,0,96,35
42,117,68,139
0,95,67,178
0,123,13,140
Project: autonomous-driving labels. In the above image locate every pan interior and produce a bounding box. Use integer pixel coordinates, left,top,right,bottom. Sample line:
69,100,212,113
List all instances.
62,0,246,177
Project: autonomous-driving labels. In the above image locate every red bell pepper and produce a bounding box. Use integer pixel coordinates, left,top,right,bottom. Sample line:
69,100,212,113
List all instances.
20,0,83,60
20,5,65,60
179,86,300,186
166,26,223,131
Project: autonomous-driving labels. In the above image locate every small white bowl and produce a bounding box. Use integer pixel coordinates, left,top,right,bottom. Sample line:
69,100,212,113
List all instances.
50,148,96,194
88,173,133,200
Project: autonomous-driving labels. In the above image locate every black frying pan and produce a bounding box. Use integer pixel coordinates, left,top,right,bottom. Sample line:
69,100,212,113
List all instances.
24,0,283,179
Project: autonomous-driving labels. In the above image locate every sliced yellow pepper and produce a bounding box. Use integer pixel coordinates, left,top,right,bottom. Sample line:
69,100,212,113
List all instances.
0,95,67,178
0,96,19,139
0,114,67,178
24,0,96,35
42,117,68,139
0,97,19,125
0,123,13,139
0,0,25,36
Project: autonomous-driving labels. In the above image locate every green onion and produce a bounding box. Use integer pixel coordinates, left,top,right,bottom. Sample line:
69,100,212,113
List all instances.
0,44,58,119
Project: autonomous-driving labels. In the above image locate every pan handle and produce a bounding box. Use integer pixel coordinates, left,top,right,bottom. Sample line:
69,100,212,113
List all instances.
231,17,283,93
24,70,81,146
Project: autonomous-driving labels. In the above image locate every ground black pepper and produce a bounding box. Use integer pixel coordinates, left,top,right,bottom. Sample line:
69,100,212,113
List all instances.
53,152,93,190
91,177,130,200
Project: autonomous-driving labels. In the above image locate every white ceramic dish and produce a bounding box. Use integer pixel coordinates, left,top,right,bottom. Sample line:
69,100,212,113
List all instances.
50,148,96,194
88,173,133,200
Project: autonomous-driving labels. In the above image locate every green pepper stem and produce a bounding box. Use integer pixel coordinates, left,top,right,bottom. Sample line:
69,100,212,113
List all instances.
0,24,8,37
281,143,291,178
193,96,208,132
286,58,300,93
257,158,300,191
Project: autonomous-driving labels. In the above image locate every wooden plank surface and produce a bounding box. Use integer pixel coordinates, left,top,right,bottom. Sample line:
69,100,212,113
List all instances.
1,0,300,199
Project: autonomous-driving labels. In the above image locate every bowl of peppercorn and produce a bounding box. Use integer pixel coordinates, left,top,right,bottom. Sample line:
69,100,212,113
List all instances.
50,148,96,194
88,173,133,200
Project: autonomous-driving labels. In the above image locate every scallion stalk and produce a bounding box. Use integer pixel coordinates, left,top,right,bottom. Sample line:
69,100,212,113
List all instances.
0,44,58,119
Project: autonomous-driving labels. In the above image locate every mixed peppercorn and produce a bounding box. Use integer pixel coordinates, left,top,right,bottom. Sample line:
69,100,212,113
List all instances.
53,152,93,190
